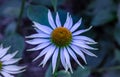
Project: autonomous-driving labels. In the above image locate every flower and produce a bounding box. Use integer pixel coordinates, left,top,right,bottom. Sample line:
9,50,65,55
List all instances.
26,10,97,73
0,44,26,77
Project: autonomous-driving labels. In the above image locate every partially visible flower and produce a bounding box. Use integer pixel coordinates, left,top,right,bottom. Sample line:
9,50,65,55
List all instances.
26,10,97,73
0,44,26,77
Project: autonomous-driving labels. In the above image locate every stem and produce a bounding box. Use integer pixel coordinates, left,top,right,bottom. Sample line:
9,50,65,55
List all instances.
17,0,26,27
51,0,57,12
53,53,60,77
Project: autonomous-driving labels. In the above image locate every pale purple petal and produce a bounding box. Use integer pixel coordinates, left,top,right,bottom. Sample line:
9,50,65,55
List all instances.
1,51,18,61
67,16,73,30
48,10,56,29
56,12,61,27
0,46,10,58
33,21,53,34
64,13,71,28
73,36,97,44
63,47,73,73
2,69,26,74
72,26,92,36
72,40,98,50
1,71,14,77
40,45,56,67
70,18,82,32
80,48,97,57
52,48,59,73
33,44,53,61
25,33,50,38
2,58,21,65
60,48,68,71
70,44,87,64
66,47,84,68
26,39,49,45
3,65,25,71
27,42,51,51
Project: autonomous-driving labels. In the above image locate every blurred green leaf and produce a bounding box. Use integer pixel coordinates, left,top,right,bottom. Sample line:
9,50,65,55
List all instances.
45,64,52,77
5,21,17,36
1,33,25,58
27,5,49,26
57,70,71,77
89,0,116,26
71,67,90,77
91,10,115,26
0,0,21,18
115,49,120,62
86,39,114,68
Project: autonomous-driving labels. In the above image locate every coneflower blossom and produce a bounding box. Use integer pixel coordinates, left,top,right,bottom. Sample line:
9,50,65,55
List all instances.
0,44,26,77
26,10,97,73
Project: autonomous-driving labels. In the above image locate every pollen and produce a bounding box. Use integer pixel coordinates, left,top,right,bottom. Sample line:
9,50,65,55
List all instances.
0,61,2,70
51,27,72,47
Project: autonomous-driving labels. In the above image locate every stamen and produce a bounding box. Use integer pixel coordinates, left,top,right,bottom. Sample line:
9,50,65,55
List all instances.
0,61,2,70
51,27,72,47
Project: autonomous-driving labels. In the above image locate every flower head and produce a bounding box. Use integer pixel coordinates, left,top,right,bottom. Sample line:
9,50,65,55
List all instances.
26,10,97,73
0,44,26,77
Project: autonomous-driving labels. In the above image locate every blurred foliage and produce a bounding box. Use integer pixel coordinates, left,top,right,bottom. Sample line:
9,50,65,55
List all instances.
1,33,25,58
89,0,117,26
0,0,120,77
71,67,90,77
27,5,49,26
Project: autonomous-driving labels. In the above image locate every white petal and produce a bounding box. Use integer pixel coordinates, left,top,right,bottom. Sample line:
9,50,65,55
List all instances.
67,16,73,30
26,39,49,45
80,48,97,57
60,48,68,71
56,12,61,27
33,44,53,61
34,27,43,33
73,36,97,44
27,42,51,51
52,48,59,73
3,65,25,71
70,44,87,64
40,45,56,67
2,58,21,65
63,47,73,73
0,46,10,58
2,69,25,74
1,51,18,61
48,10,56,29
70,18,82,32
64,13,71,28
1,71,14,77
25,33,50,38
72,26,92,36
66,47,84,68
72,40,97,50
33,21,53,34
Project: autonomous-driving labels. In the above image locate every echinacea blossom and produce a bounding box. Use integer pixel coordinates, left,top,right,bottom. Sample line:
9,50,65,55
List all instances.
26,10,97,73
0,44,26,77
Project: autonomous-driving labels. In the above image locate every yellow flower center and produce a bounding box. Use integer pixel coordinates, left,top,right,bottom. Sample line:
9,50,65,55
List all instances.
51,27,72,47
0,61,2,70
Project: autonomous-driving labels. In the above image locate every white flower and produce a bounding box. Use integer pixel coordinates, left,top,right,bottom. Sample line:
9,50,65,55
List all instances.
26,10,97,73
0,44,26,77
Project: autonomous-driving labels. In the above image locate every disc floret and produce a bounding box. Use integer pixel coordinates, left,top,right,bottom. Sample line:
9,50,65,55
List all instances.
51,27,72,47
